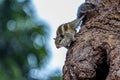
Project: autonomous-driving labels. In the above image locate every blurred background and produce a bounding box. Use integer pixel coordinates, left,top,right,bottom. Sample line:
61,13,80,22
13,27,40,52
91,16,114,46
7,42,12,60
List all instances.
0,0,84,80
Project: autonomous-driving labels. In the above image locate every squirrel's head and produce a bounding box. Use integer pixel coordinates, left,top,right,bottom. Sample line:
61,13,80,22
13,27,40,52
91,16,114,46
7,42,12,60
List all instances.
54,24,75,48
54,33,75,48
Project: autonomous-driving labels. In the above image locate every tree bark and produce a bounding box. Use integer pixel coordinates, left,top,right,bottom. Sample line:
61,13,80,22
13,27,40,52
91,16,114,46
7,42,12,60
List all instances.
63,0,120,80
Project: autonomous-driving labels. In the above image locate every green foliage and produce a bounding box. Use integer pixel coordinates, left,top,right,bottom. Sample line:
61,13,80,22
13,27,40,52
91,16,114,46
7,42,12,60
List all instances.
0,0,58,80
48,69,62,80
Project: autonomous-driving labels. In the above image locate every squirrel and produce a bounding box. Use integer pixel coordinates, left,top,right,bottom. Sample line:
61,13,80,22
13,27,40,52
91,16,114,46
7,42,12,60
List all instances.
54,2,96,49
54,15,84,48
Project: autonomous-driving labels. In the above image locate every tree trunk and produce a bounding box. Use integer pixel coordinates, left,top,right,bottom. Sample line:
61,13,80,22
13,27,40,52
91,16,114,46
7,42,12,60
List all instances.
63,0,120,80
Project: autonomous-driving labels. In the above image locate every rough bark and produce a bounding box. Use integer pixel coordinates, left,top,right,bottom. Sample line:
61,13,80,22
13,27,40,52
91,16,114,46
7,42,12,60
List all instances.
63,0,120,80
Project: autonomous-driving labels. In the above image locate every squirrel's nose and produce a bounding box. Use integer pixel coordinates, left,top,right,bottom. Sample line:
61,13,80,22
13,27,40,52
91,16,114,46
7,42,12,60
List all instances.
56,46,60,48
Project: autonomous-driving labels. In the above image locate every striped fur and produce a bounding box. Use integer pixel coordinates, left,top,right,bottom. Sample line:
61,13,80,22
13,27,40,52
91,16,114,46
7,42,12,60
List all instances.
55,16,84,48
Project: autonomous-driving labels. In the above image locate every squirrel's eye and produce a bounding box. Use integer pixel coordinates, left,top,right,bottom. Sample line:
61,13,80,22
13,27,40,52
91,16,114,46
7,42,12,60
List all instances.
60,35,64,38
